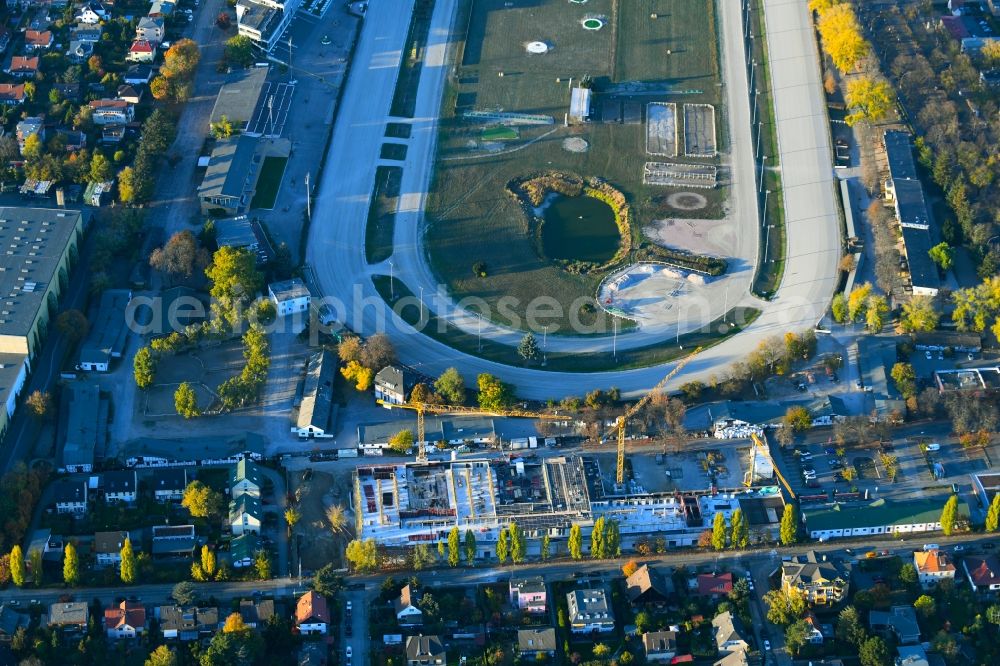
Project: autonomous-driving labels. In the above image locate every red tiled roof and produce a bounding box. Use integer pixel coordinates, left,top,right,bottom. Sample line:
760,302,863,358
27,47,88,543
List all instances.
10,56,39,71
130,40,154,53
25,30,52,46
696,572,733,596
914,549,955,574
0,83,25,100
103,601,145,630
296,591,329,625
89,98,129,110
966,556,1000,587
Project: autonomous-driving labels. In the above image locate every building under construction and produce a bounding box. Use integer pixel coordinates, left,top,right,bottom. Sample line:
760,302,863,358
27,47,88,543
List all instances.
353,454,786,557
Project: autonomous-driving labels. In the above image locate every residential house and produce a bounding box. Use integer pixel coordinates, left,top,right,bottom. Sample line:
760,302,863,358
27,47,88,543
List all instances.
566,589,615,634
124,64,153,85
238,599,274,628
780,551,850,606
913,549,956,589
230,532,260,568
104,601,145,639
394,584,423,625
295,591,329,635
52,82,80,101
374,365,420,405
696,572,733,597
626,564,674,606
66,40,94,63
405,635,446,666
228,494,262,536
803,611,825,644
53,480,88,515
15,117,44,153
963,555,1000,594
158,606,219,641
643,630,678,662
127,40,156,63
715,651,750,666
230,458,263,498
294,349,337,439
24,30,53,51
712,611,749,652
149,468,187,502
517,628,556,658
869,606,921,645
897,645,930,666
89,99,134,125
148,0,175,16
0,604,24,642
151,525,196,558
197,134,262,215
76,2,110,23
56,129,87,151
135,16,164,43
103,470,137,502
70,25,103,43
509,576,546,614
93,530,129,566
48,603,89,631
235,0,304,54
116,84,142,105
0,84,25,106
268,278,310,316
7,56,38,78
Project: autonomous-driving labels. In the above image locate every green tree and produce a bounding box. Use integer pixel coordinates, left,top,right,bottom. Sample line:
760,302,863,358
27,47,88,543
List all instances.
88,152,111,184
859,636,891,666
145,645,178,666
763,588,807,626
172,581,197,606
783,406,812,432
312,563,343,596
118,166,137,204
120,537,136,584
62,542,79,586
985,492,1000,532
28,549,41,586
836,606,867,646
784,619,811,656
345,539,379,572
517,333,538,361
891,363,917,399
434,367,465,404
134,346,157,389
224,35,254,67
388,429,414,454
477,373,513,411
866,294,889,333
540,534,550,561
568,524,583,560
590,516,607,558
205,246,263,329
181,481,223,519
780,504,799,545
605,520,621,558
496,528,510,564
210,115,234,139
730,509,749,549
940,494,959,536
929,243,954,271
832,292,848,323
9,546,24,587
447,527,460,567
899,563,918,586
899,295,940,333
174,382,200,418
711,512,727,550
914,594,935,618
509,522,526,563
253,550,271,580
464,529,477,563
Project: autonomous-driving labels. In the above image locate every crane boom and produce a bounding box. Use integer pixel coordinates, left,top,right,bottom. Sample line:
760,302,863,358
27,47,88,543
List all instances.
615,348,701,485
377,400,568,463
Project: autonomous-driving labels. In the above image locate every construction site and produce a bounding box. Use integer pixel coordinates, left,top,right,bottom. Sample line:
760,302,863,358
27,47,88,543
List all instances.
352,451,786,555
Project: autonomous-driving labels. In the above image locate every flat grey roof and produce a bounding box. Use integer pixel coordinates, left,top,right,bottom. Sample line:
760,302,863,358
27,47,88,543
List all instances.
62,383,104,468
0,208,84,339
900,225,939,292
269,278,309,302
79,289,131,367
198,135,259,201
214,216,257,248
0,352,27,409
884,131,918,181
298,349,336,433
209,67,268,130
237,0,282,37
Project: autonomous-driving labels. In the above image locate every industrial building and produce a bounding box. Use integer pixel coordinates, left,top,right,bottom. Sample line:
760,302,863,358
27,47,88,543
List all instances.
353,455,785,556
0,207,87,439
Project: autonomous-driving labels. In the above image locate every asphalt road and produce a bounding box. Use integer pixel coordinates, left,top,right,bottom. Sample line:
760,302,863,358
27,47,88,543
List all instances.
306,0,842,398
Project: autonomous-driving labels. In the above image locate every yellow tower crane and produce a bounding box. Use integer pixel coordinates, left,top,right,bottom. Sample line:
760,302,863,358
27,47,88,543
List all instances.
377,400,569,462
611,348,701,486
747,431,796,499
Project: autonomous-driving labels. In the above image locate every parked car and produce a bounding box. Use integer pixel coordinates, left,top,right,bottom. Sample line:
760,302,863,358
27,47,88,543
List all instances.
763,640,771,651
927,443,941,452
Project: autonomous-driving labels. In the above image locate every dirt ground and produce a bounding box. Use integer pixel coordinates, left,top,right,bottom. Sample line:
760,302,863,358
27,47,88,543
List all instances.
644,217,735,257
289,467,354,570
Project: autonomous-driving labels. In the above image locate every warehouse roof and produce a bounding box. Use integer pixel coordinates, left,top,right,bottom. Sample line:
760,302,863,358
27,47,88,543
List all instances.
884,131,918,181
298,349,336,434
209,67,267,130
79,289,131,369
197,135,259,201
803,498,968,532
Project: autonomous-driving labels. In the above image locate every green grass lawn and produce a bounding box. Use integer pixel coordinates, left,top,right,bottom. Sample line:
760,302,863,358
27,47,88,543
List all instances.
250,156,288,210
424,0,725,333
481,126,519,141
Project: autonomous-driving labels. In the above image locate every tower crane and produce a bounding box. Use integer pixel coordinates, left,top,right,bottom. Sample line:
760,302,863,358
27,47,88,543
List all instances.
377,400,569,462
746,431,796,499
611,348,701,486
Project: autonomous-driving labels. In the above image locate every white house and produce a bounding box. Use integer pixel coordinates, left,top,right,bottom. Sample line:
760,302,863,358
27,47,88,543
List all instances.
104,601,145,639
268,278,310,316
913,549,956,589
127,40,156,63
295,591,329,635
75,3,109,23
566,589,615,634
103,470,137,503
88,99,134,125
135,16,164,43
54,481,88,515
394,585,423,625
229,458,262,499
150,468,188,502
229,494,262,536
93,531,129,567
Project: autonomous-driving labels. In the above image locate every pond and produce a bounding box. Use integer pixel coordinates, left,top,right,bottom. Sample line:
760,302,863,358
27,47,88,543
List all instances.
541,195,620,263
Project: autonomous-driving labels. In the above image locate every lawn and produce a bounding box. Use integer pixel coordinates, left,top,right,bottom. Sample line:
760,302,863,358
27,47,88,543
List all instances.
250,156,288,210
424,0,725,333
372,274,759,374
